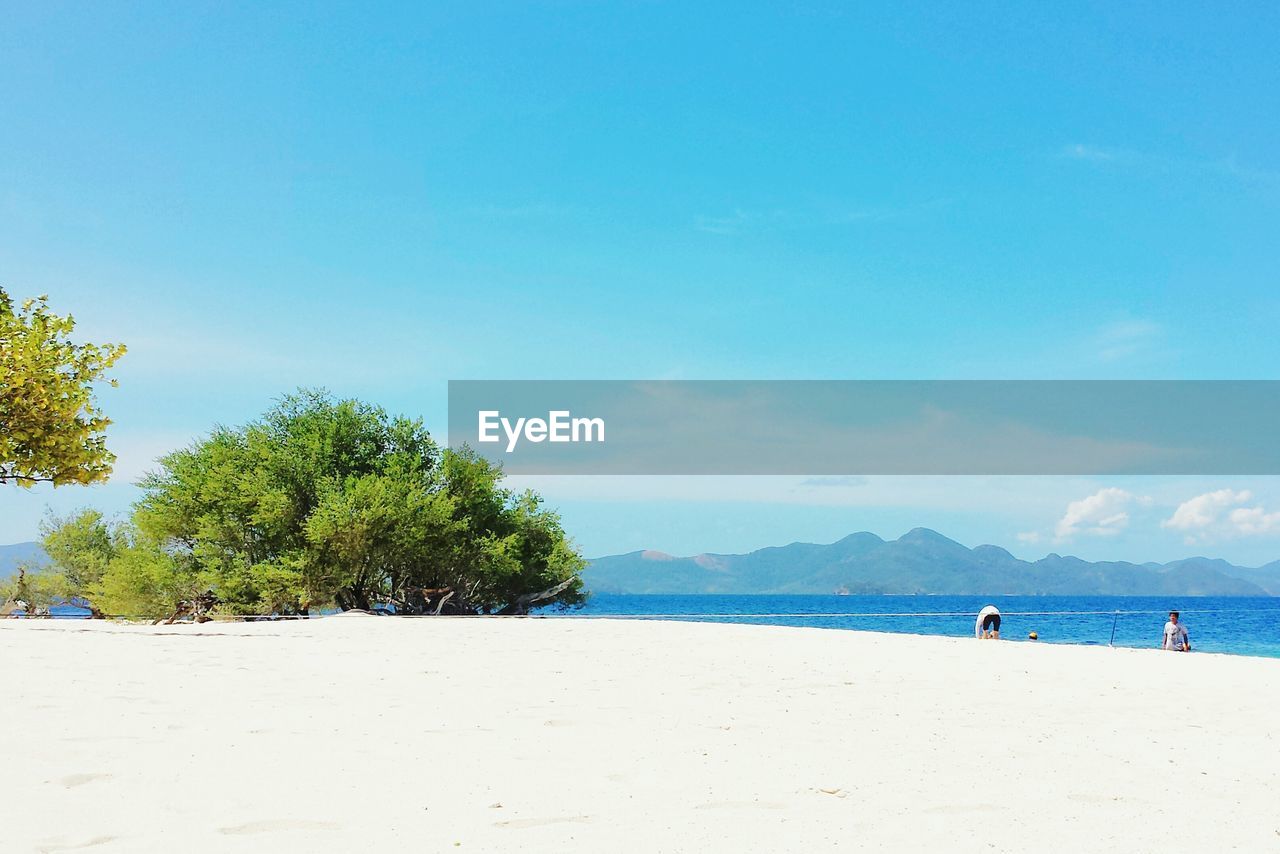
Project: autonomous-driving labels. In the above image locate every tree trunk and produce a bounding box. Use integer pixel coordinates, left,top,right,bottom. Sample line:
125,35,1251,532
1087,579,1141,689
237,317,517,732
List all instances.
497,577,576,616
431,590,455,616
337,587,372,612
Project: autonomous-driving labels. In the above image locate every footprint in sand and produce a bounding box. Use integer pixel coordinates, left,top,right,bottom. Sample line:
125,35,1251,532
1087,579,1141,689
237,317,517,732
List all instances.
218,819,340,835
59,773,111,788
36,836,116,852
495,816,592,829
922,802,1003,814
694,801,786,810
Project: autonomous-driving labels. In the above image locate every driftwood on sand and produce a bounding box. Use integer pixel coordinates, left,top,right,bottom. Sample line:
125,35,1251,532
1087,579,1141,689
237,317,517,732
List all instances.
155,591,220,625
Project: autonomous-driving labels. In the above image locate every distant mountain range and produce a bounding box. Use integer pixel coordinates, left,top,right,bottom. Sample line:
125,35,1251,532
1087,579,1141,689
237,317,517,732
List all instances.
584,528,1280,596
0,541,46,581
9,531,1280,597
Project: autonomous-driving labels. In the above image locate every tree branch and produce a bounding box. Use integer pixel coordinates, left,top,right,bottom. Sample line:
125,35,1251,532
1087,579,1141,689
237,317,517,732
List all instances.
431,590,455,616
499,577,576,616
0,472,56,484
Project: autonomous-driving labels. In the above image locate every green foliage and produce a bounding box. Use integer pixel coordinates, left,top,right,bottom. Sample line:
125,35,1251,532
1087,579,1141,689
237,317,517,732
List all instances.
52,389,585,619
41,509,117,594
94,533,192,619
0,564,67,613
0,289,126,486
27,509,186,618
2,510,124,615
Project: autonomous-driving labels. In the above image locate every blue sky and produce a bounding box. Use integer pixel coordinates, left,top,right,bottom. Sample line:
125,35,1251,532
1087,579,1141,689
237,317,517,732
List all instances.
3,3,1280,563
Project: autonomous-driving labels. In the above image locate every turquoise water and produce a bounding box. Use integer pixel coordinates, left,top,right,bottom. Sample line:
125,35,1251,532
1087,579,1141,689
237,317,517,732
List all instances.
37,595,1280,658
553,595,1280,659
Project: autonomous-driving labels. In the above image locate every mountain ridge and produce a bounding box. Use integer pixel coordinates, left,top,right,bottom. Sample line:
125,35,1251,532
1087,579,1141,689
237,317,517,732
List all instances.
8,534,1279,597
584,528,1280,596
0,541,47,581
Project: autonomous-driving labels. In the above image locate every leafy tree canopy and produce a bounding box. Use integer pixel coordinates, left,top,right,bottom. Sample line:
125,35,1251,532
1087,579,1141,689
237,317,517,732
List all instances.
41,390,586,619
0,289,126,486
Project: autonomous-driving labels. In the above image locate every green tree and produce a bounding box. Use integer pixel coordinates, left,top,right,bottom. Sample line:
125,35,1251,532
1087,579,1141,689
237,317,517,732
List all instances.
0,289,127,486
0,564,64,615
304,470,458,611
93,527,194,620
104,389,586,619
416,449,586,615
39,509,119,616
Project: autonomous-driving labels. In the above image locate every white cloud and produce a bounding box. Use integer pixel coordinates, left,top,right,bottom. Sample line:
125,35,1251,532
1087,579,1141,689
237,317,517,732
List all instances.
1093,319,1164,363
1162,489,1252,532
1054,487,1139,540
1062,143,1115,162
1016,531,1042,544
694,199,951,235
798,475,869,488
694,209,757,235
1162,489,1280,543
1060,143,1280,189
1229,506,1280,535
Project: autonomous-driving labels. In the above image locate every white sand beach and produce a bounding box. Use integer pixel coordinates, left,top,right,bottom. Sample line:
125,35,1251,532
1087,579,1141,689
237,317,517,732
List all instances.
2,616,1277,853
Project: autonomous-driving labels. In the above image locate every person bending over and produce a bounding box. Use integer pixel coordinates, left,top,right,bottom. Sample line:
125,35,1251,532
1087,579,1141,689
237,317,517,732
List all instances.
975,604,1001,639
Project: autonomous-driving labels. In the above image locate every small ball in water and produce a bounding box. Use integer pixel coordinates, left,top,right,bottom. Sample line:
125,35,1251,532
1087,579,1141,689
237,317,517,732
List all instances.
1028,631,1038,640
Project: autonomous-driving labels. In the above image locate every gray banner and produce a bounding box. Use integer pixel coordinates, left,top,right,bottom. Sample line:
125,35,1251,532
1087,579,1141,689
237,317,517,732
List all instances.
446,380,1280,475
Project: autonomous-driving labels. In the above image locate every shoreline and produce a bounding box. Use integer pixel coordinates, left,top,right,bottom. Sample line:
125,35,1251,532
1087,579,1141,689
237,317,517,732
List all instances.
12,608,1280,661
4,617,1278,852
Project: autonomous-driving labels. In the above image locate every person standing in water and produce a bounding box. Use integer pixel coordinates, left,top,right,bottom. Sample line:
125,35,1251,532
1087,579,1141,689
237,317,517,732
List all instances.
975,604,1001,639
1162,610,1191,652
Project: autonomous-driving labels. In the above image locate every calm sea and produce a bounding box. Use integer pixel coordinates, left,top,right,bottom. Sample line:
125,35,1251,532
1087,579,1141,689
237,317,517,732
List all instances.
38,595,1280,658
552,595,1280,659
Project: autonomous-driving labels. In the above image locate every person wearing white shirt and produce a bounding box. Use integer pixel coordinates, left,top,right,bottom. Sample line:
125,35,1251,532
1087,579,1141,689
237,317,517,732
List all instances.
975,604,1001,639
1162,610,1191,652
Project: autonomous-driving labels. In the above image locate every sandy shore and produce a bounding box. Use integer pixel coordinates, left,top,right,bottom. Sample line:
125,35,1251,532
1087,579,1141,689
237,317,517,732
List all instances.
2,617,1277,853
